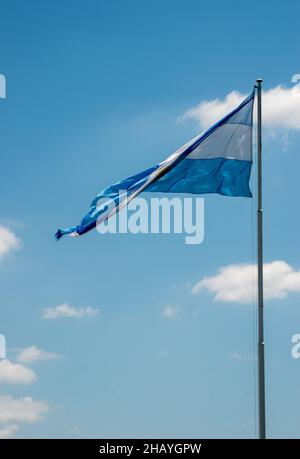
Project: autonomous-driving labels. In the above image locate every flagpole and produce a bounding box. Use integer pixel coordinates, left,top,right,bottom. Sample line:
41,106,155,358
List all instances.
256,78,266,439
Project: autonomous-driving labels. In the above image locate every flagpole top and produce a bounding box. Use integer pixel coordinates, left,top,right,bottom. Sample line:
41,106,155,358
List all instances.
256,78,263,83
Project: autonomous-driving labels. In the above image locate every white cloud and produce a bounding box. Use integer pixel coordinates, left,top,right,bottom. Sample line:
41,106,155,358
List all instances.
17,346,62,364
180,84,300,131
0,360,37,385
161,305,179,319
192,260,300,303
0,226,22,258
42,303,98,319
0,396,48,423
0,424,19,439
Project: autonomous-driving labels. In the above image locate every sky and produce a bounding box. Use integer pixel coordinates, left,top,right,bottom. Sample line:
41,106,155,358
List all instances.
0,0,300,439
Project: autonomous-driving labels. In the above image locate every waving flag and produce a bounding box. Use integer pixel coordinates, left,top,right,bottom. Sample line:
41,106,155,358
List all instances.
55,90,254,240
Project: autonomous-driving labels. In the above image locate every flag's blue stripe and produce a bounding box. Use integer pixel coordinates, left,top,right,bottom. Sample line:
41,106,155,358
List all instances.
55,91,254,240
89,165,159,210
146,158,252,197
55,157,252,239
54,164,160,239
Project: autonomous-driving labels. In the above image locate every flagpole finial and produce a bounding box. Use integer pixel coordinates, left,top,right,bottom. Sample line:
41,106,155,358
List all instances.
256,78,263,83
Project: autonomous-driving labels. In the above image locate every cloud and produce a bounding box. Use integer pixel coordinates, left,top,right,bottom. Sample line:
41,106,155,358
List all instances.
17,346,62,364
161,305,179,319
192,260,300,303
42,303,98,319
0,360,37,385
0,226,22,258
0,396,48,423
227,353,249,361
180,84,300,131
0,424,19,439
159,349,169,358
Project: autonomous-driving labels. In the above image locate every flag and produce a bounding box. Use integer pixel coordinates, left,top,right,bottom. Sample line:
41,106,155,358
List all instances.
55,90,254,240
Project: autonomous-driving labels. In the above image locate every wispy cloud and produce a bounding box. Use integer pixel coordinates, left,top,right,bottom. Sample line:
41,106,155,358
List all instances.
161,305,179,319
17,346,62,364
0,424,19,439
227,352,249,362
159,349,169,358
0,226,22,258
0,360,37,385
180,84,300,131
0,396,48,423
42,303,99,319
192,260,300,303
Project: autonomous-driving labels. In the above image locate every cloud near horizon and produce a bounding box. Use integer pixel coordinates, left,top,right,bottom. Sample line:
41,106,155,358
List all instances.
0,396,48,423
0,424,19,439
192,260,300,303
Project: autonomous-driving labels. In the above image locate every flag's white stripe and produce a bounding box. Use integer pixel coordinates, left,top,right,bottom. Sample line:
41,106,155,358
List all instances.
187,124,252,161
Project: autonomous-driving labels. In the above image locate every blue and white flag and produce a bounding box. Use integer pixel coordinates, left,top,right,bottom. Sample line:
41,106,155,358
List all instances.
55,90,254,240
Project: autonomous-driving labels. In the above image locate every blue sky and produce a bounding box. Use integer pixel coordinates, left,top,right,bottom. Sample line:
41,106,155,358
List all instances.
1,0,300,438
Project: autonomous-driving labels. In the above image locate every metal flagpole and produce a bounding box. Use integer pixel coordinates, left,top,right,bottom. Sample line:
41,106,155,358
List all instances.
256,78,266,439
